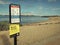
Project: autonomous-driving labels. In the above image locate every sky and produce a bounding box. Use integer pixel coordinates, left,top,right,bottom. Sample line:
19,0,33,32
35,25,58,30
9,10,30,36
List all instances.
0,0,60,16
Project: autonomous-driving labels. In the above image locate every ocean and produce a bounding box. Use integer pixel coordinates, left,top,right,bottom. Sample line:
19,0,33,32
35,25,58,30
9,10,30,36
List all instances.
0,15,49,24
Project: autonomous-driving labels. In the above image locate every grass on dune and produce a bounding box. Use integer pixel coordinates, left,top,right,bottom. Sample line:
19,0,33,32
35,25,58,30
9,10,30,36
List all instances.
0,21,9,31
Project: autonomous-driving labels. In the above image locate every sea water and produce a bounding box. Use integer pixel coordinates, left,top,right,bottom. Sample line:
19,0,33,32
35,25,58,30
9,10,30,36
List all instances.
0,15,48,24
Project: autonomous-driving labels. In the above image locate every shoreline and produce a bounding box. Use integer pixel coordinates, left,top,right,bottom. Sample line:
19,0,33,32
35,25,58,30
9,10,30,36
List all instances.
21,17,60,26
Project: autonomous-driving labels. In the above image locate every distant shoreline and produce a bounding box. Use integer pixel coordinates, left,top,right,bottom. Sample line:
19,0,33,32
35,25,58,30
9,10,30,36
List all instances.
21,16,60,26
0,15,60,17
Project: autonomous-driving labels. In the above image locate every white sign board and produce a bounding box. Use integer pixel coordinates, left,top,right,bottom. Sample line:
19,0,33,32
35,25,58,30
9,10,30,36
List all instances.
11,5,20,23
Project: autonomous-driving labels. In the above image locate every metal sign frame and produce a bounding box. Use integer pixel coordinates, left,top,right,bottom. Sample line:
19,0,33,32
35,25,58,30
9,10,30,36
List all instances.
9,4,21,24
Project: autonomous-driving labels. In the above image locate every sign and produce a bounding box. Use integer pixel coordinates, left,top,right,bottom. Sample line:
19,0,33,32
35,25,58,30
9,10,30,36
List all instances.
9,4,20,45
9,4,20,23
11,5,20,15
9,4,20,36
9,24,20,36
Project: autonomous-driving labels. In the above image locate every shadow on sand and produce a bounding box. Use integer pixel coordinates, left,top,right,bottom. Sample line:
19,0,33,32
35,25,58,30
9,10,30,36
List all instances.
0,34,11,45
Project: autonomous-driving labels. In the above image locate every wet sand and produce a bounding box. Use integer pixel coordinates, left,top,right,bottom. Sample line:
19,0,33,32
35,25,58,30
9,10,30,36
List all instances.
0,17,60,45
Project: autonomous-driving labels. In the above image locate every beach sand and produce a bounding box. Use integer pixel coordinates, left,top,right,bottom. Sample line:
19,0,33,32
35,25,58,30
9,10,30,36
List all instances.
0,17,60,45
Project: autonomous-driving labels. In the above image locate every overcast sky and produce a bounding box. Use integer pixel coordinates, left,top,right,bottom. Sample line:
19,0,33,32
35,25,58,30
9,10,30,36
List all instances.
0,0,60,16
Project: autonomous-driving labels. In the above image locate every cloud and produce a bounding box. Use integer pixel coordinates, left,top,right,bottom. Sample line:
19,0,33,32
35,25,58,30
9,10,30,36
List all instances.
39,7,43,10
51,8,60,10
48,0,56,2
20,0,41,2
21,12,33,15
38,6,51,10
0,0,12,4
38,6,60,11
38,6,59,11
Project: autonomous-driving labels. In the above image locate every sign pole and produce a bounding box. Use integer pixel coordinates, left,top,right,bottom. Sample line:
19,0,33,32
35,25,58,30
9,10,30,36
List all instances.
9,4,20,45
14,34,17,45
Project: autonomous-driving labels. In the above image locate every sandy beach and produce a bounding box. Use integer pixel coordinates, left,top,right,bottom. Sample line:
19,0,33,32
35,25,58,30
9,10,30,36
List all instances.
0,17,60,45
